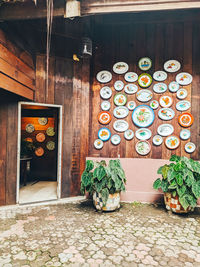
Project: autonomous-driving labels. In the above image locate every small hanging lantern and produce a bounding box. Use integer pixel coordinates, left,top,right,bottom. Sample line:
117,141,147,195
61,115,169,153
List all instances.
79,37,92,58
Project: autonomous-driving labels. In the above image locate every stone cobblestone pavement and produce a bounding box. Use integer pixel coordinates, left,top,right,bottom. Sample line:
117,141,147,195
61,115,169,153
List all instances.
0,200,200,267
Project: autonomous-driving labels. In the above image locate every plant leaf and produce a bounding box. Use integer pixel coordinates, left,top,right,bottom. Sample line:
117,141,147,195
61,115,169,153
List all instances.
153,178,162,190
162,165,169,179
175,173,183,186
179,195,190,210
168,179,177,190
157,166,163,175
86,160,94,172
93,165,106,181
170,155,181,162
101,188,109,205
177,185,186,197
192,181,200,199
161,179,169,192
167,167,176,182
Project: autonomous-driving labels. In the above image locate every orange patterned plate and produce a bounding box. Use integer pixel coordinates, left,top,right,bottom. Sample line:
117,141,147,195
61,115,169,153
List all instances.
35,147,44,157
178,112,194,127
25,137,33,142
159,95,173,108
98,111,111,125
36,133,46,142
165,135,180,150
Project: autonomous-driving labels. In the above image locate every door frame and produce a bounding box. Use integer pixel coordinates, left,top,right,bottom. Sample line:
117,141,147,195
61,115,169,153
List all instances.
16,102,63,204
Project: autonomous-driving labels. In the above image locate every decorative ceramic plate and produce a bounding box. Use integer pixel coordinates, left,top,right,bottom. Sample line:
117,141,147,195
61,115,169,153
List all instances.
98,127,111,141
94,139,103,150
176,88,188,99
113,62,129,74
100,86,112,99
124,84,138,94
178,113,194,127
113,120,129,132
159,96,173,108
35,147,44,157
153,135,163,146
158,108,175,121
25,124,35,133
96,70,112,83
111,134,121,145
25,137,33,142
38,117,48,126
98,111,111,125
135,141,151,155
164,60,181,73
114,80,124,91
101,101,111,111
153,71,167,82
135,128,152,141
180,129,191,140
46,141,55,151
138,73,152,88
138,57,152,71
124,72,138,82
46,127,55,136
153,83,167,94
157,124,174,136
36,133,45,143
124,129,134,140
176,72,193,85
169,81,180,93
113,106,129,119
150,100,159,110
132,105,155,128
127,101,136,111
165,135,180,149
176,100,191,111
185,142,196,153
136,89,153,102
114,93,127,106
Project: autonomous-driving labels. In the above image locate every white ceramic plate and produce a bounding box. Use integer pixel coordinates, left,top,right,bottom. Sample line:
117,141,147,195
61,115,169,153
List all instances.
136,89,153,102
124,129,134,140
153,83,167,94
124,84,138,94
138,57,152,71
150,100,159,110
157,124,174,136
100,86,112,99
185,142,196,153
94,139,103,149
96,70,112,83
165,135,180,149
127,101,136,111
124,72,138,82
113,120,129,132
169,81,180,93
111,134,121,145
113,106,129,119
101,101,111,111
135,141,151,155
176,88,188,99
176,100,191,111
113,62,129,74
132,105,155,128
158,108,175,121
159,96,173,108
180,129,191,140
153,71,167,82
176,72,193,85
164,60,181,73
135,128,152,141
98,128,111,141
153,135,163,146
114,93,127,106
114,80,124,91
138,73,152,88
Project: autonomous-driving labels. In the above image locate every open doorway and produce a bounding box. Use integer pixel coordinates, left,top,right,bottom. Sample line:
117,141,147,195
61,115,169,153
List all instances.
17,102,62,204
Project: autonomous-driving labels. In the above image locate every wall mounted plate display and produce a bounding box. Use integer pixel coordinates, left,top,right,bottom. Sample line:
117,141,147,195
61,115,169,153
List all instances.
46,141,55,151
136,89,153,102
100,86,112,99
158,108,175,121
132,105,155,128
150,100,159,110
38,117,48,126
169,81,179,92
164,60,181,73
135,128,152,141
176,72,193,85
157,124,174,137
124,84,138,94
111,134,121,145
36,133,45,143
178,113,194,127
96,70,112,83
127,101,136,111
35,147,44,157
138,73,152,88
124,129,134,140
114,80,124,91
180,129,191,140
135,140,151,155
25,137,33,142
46,127,55,136
113,106,129,119
185,142,196,154
138,57,152,71
98,127,111,141
165,135,180,149
159,95,173,108
114,93,127,106
124,72,138,82
153,83,167,94
153,135,163,146
25,124,35,133
153,71,167,82
176,88,187,99
101,101,111,111
113,120,129,132
94,139,103,149
98,111,111,125
113,62,129,74
176,100,191,111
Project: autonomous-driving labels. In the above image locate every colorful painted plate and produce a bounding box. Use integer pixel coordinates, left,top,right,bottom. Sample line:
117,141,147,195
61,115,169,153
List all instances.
113,62,129,74
164,60,181,73
153,71,167,82
25,137,33,142
138,73,152,88
124,72,138,82
127,101,136,111
113,106,129,119
136,89,153,102
135,128,152,141
36,133,45,143
101,101,111,111
176,72,193,85
178,113,194,127
124,84,138,94
165,135,180,150
138,57,152,71
94,139,103,150
111,134,121,145
158,108,175,121
159,96,173,108
180,129,191,140
98,111,111,125
96,70,112,83
38,117,48,126
100,86,112,99
132,105,155,128
98,128,111,141
46,127,55,136
46,141,55,151
114,80,124,91
124,129,134,140
176,100,191,111
35,147,44,157
25,124,35,133
153,83,167,94
113,120,129,132
136,141,151,155
185,142,196,153
153,135,163,146
114,93,127,106
176,88,188,99
169,81,180,93
150,100,159,110
157,124,174,136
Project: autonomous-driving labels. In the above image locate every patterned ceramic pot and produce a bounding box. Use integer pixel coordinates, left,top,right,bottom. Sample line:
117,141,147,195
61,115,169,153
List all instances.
164,192,194,214
93,192,120,211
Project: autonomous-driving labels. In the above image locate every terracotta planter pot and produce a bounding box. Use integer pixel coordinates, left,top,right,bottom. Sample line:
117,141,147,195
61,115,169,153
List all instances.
93,192,120,211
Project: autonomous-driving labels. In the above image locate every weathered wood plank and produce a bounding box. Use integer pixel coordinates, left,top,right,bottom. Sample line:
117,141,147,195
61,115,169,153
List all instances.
35,55,46,103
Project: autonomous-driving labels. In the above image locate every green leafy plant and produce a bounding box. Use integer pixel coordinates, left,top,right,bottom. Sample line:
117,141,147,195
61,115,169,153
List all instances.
21,139,36,158
153,155,200,210
81,159,126,205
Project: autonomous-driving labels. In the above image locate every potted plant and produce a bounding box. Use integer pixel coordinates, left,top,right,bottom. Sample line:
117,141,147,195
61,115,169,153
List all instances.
153,155,200,213
21,139,36,158
81,159,126,211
